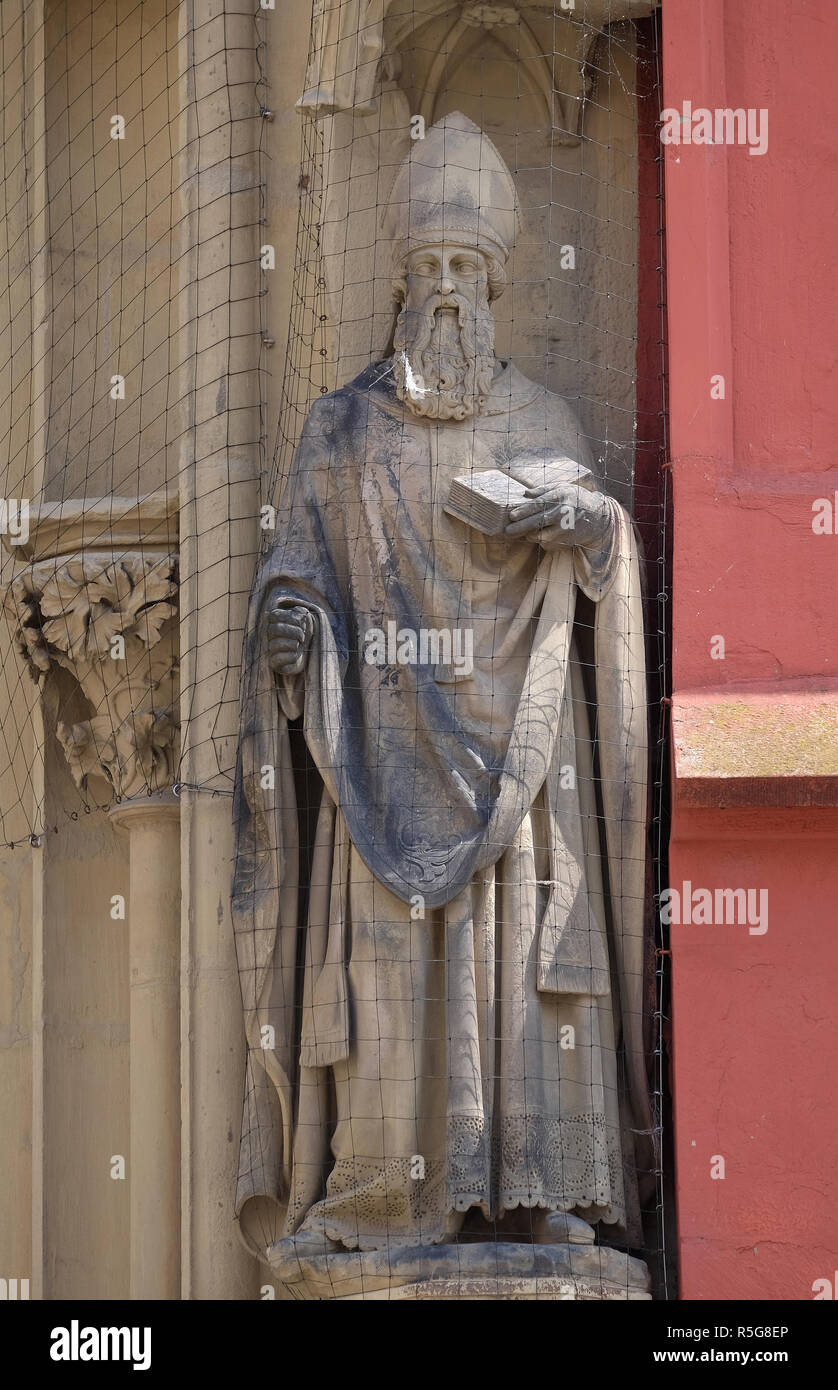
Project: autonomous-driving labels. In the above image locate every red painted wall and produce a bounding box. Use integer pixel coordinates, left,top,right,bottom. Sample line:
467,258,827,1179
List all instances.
663,0,838,1299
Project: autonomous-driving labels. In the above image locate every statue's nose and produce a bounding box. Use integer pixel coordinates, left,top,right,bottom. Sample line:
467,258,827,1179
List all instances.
438,274,455,294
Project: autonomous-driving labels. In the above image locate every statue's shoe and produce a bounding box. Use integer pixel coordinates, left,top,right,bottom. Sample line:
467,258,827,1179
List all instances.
287,1229,342,1255
266,1228,350,1284
531,1211,597,1245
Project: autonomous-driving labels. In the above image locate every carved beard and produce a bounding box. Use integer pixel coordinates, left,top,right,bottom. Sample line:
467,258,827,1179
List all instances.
393,292,496,421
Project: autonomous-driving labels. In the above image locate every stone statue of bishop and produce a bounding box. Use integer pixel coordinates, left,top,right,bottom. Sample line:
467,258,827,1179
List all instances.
233,113,653,1296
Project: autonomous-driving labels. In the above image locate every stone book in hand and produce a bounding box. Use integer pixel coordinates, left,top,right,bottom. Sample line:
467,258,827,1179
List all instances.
444,460,593,535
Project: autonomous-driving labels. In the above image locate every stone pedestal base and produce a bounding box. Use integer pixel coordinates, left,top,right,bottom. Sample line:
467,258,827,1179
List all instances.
339,1276,650,1301
268,1236,651,1301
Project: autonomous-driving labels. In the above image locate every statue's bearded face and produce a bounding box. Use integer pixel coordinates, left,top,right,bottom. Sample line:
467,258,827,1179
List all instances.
392,243,499,421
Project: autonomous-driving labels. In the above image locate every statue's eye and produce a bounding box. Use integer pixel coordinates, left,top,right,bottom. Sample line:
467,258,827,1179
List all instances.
412,259,437,274
452,257,479,275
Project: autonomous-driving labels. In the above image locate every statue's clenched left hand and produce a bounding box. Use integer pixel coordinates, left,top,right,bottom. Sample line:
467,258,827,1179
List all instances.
266,602,314,676
505,482,613,551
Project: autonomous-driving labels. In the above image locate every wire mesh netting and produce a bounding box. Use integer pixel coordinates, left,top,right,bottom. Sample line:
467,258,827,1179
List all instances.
0,0,671,1296
0,0,270,842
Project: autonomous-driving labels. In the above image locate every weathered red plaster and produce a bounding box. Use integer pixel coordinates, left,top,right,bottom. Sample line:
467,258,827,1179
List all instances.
663,0,838,1300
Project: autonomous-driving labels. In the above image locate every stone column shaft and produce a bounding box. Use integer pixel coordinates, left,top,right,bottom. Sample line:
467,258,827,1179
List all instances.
112,798,181,1299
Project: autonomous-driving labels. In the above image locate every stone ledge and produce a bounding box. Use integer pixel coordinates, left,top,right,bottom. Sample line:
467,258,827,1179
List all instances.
672,685,838,808
0,492,178,563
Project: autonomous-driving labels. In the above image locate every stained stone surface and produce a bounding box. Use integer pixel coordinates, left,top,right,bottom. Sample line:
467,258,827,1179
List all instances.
267,1235,651,1301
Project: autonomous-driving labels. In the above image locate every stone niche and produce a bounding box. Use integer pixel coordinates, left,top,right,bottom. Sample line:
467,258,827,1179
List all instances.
303,0,658,506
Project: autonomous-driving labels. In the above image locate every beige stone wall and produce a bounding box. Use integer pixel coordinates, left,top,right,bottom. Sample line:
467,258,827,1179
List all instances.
37,712,130,1298
0,0,265,1300
0,0,40,1295
0,841,32,1289
43,0,181,500
264,0,314,438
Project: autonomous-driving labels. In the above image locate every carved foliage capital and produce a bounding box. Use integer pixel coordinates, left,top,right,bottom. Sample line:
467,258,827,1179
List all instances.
3,553,179,800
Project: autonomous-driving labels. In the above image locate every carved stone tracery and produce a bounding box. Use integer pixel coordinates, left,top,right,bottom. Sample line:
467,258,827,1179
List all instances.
460,5,520,25
299,1,659,128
